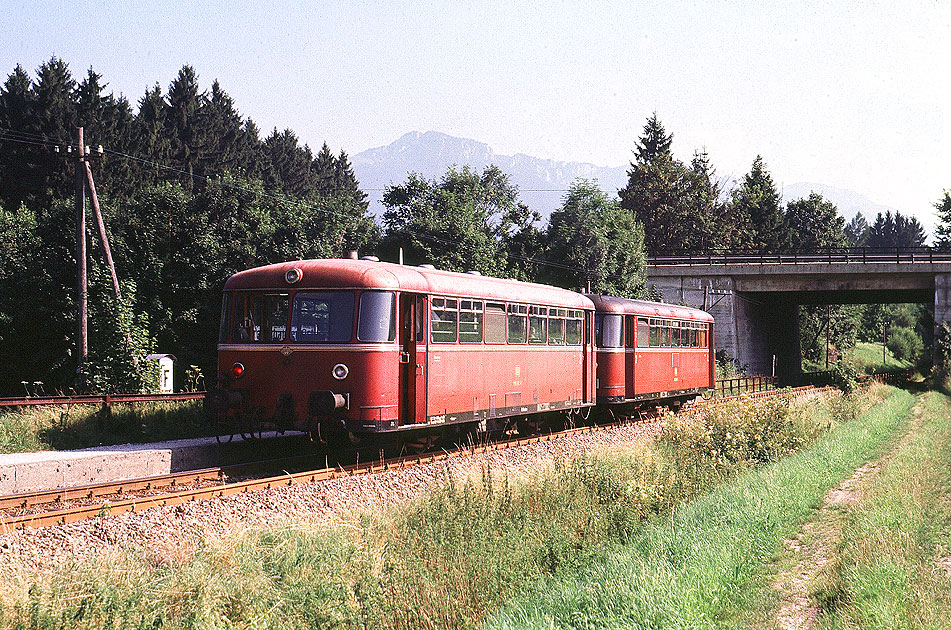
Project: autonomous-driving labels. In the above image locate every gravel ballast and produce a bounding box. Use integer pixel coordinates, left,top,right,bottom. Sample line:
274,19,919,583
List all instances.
0,419,665,573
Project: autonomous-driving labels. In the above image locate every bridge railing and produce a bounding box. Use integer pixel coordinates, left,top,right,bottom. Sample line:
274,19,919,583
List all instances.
649,247,951,266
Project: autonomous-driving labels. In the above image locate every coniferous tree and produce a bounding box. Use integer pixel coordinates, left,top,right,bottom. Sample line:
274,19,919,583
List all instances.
845,212,869,247
728,155,784,252
866,211,927,248
618,114,692,254
686,148,728,251
934,192,951,249
166,65,206,187
132,83,173,183
0,65,36,209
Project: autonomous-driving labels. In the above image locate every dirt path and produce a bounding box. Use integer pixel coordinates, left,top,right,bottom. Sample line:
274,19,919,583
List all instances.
772,396,924,630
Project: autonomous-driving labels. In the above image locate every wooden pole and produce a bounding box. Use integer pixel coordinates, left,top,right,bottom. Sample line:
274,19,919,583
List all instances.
75,127,88,388
85,161,121,300
825,304,831,369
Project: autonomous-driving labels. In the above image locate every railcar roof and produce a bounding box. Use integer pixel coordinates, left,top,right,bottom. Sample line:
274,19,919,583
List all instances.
225,259,594,308
584,294,714,322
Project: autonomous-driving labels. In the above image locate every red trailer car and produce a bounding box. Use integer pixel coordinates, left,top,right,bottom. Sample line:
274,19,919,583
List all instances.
587,295,715,407
209,258,597,439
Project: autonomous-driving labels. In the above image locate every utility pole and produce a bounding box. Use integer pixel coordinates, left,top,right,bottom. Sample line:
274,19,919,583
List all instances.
75,128,88,389
73,126,122,391
825,304,831,369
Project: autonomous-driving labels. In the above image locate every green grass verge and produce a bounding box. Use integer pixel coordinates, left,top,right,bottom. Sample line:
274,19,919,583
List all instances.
0,401,211,453
485,388,915,629
814,391,951,629
845,342,913,373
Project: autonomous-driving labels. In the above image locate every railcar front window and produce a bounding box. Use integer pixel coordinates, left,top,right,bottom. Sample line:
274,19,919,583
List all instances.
233,293,289,342
358,291,396,342
595,314,623,348
291,292,355,342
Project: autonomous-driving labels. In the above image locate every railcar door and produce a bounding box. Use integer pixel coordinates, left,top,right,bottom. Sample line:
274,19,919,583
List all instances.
625,314,636,399
399,293,427,424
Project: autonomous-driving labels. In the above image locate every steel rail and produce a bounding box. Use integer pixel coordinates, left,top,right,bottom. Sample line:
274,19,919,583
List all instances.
0,385,837,531
0,452,336,512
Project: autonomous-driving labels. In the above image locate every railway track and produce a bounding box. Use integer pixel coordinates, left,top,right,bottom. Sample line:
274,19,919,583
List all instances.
0,385,831,531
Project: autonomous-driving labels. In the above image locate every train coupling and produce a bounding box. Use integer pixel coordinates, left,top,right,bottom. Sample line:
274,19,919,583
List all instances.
308,391,349,416
204,388,243,415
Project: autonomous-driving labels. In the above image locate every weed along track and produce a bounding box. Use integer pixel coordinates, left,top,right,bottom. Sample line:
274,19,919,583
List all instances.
0,387,830,570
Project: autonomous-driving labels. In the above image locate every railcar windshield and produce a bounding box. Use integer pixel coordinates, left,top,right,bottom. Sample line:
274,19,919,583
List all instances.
357,291,396,342
290,291,355,342
595,314,623,348
230,293,289,343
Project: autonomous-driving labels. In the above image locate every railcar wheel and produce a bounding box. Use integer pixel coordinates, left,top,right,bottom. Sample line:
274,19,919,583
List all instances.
516,415,545,437
401,433,438,455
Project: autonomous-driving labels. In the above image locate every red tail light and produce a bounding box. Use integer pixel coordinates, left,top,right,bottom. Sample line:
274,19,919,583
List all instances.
231,362,245,378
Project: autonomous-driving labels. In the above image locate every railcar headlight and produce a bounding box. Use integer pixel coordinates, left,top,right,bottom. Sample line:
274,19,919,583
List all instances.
285,268,303,284
332,363,349,380
231,362,245,378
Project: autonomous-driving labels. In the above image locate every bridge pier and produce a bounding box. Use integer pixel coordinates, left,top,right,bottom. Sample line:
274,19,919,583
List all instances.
651,274,801,383
935,274,951,341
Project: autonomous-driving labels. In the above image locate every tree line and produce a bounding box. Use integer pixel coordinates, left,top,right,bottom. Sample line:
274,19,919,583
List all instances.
0,58,947,394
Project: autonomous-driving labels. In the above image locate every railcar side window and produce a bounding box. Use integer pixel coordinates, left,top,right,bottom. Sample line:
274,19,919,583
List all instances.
565,310,583,345
636,318,649,347
219,293,233,343
431,297,458,343
529,306,548,344
595,314,623,348
548,308,565,345
459,300,483,343
357,291,396,342
672,324,681,347
291,291,355,342
507,304,528,344
484,302,507,343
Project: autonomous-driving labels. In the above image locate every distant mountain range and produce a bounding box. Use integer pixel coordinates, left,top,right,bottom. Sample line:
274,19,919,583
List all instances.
352,131,628,221
352,130,915,234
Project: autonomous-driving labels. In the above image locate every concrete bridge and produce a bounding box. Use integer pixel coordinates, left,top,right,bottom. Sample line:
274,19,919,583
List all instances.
646,250,951,382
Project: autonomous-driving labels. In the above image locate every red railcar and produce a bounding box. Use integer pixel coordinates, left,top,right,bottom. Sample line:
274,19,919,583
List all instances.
586,295,714,406
208,258,597,438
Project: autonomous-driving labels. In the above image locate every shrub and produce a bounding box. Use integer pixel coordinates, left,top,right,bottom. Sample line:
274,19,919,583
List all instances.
886,325,924,364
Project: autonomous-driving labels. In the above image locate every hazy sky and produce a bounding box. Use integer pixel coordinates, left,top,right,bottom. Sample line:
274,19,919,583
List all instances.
3,1,949,225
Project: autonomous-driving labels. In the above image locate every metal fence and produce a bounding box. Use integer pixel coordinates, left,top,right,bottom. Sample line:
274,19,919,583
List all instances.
713,376,776,398
0,392,206,409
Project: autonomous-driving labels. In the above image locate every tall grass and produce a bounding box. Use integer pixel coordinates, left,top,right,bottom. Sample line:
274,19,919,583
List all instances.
815,391,951,629
0,401,210,454
486,387,914,629
0,388,894,629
